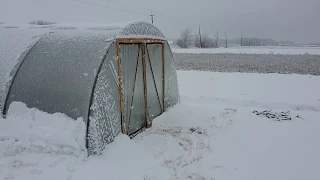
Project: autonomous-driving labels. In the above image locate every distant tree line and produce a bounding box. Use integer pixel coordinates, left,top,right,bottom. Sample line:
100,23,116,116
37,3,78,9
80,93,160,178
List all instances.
176,28,220,48
175,28,295,48
194,34,215,48
176,28,193,48
0,20,57,25
176,28,222,48
0,20,58,25
29,20,56,25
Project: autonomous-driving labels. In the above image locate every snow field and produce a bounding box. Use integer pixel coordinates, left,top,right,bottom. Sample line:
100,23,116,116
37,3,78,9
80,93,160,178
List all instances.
173,53,320,75
178,71,320,110
1,71,320,180
171,46,320,55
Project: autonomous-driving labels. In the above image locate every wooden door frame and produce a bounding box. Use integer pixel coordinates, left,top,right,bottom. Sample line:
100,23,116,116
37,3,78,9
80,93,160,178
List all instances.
115,38,166,135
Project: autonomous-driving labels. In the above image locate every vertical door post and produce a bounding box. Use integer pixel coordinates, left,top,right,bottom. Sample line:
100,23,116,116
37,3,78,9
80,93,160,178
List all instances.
116,42,125,134
161,43,165,112
141,43,148,127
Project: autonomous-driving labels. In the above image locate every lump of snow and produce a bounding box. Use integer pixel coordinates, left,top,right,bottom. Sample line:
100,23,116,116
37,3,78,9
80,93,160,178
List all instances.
0,102,86,155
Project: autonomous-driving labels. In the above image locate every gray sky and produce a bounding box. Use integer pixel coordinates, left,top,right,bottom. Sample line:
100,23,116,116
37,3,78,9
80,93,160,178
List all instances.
1,0,319,43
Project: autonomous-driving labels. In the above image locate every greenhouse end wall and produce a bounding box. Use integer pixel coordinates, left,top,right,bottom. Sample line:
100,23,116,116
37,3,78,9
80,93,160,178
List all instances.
164,42,180,109
88,44,121,155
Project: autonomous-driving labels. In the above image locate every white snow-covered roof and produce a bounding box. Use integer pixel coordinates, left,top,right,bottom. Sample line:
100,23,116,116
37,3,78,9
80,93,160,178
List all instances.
0,21,165,39
0,21,166,114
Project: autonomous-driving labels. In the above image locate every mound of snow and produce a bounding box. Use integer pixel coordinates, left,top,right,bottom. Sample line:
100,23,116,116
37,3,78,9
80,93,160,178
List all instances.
0,102,86,156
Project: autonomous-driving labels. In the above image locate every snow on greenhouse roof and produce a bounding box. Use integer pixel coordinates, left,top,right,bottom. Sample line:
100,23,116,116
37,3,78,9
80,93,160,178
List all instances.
0,21,166,114
0,21,165,39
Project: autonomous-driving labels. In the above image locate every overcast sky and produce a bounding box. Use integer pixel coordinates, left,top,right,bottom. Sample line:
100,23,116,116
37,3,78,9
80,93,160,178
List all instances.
1,0,319,43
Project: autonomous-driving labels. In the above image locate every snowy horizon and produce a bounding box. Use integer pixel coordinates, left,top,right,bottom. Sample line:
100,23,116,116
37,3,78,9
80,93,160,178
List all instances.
1,0,319,44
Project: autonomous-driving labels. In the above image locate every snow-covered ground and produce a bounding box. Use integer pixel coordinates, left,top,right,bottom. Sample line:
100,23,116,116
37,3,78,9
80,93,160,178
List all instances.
1,71,320,180
173,53,320,76
172,46,320,55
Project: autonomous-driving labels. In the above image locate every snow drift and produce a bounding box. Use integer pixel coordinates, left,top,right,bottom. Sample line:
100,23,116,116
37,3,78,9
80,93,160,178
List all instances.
0,102,86,156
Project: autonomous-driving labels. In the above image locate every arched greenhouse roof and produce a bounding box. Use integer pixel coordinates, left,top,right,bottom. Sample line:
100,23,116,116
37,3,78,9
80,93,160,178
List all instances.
0,21,166,115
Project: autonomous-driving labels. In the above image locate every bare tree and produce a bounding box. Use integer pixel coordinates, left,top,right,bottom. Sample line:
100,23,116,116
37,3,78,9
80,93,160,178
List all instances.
176,28,193,48
195,34,214,48
225,30,228,48
213,30,219,48
198,25,202,48
29,20,56,25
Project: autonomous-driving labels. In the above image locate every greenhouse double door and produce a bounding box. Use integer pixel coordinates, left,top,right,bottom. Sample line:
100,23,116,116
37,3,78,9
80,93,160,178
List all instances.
120,43,164,135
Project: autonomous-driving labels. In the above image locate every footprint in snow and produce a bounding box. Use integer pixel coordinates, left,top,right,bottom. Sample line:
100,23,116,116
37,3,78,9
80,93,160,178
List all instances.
220,108,237,117
30,169,43,174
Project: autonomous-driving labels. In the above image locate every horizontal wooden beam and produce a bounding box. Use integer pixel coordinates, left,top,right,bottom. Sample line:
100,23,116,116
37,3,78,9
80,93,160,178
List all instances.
116,38,165,43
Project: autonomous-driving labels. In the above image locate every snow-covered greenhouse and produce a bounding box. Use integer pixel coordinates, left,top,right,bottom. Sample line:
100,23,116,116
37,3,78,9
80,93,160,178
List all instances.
0,21,180,155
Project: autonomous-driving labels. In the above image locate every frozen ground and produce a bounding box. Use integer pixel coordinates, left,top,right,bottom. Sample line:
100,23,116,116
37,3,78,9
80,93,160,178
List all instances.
172,46,320,75
1,71,320,180
171,46,320,55
173,53,320,75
